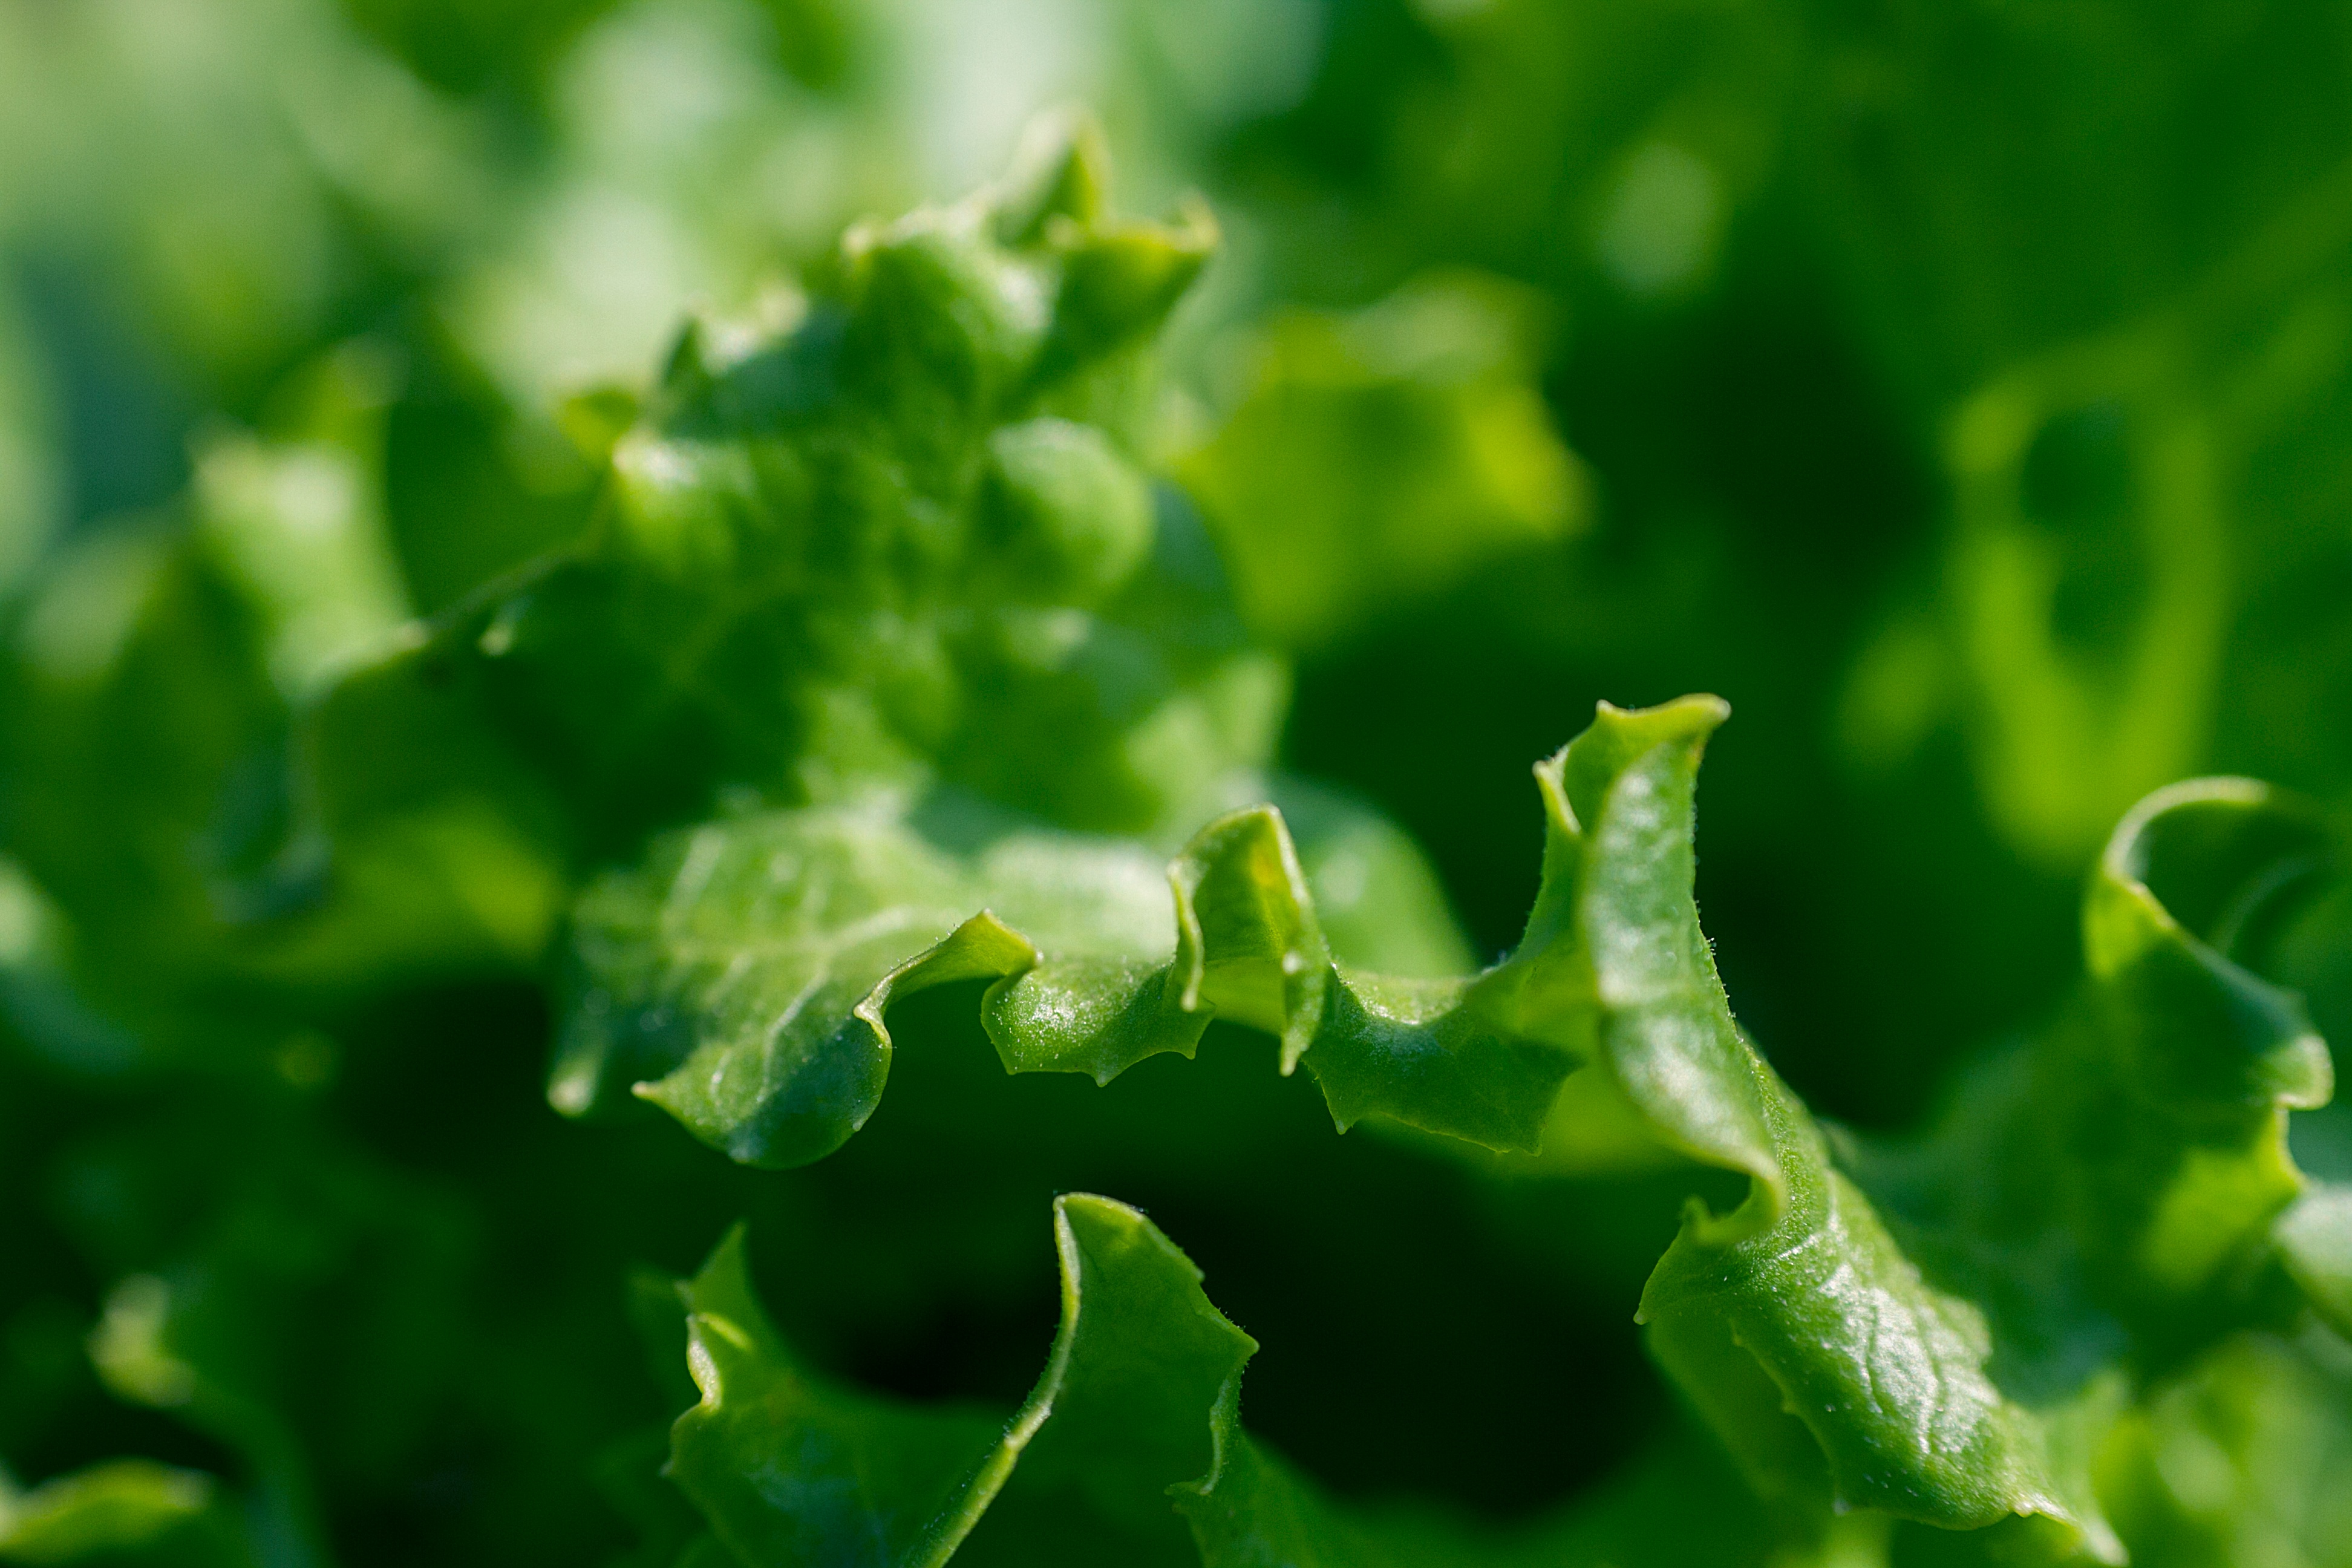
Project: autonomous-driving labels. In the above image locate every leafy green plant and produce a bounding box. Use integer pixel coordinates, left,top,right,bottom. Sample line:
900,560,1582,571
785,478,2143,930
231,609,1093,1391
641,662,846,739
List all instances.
7,101,2352,1568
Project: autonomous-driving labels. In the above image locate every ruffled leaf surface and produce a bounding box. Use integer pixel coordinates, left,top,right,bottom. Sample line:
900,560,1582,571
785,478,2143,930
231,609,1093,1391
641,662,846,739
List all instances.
627,702,2352,1564
669,1195,1255,1567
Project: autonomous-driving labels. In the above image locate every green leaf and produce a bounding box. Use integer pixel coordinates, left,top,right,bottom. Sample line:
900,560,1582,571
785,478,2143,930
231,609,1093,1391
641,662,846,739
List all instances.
1731,776,2352,1561
2274,1183,2352,1338
0,1460,255,1567
1639,1125,2102,1546
554,794,1174,1164
668,1195,1254,1567
668,1196,1782,1568
73,1121,475,1568
593,1426,710,1568
1,521,283,1040
188,343,411,699
662,1198,1868,1568
989,109,1109,247
297,113,1264,869
1500,694,1779,1205
613,697,2352,1563
2096,1331,2352,1568
0,344,563,1047
1178,273,1587,651
563,698,1779,1171
1842,778,2343,1352
1176,1420,1877,1568
25,39,2352,1568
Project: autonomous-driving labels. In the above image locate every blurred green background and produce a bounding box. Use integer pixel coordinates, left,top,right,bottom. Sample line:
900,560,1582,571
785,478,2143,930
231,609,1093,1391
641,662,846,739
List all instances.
5,0,2352,1561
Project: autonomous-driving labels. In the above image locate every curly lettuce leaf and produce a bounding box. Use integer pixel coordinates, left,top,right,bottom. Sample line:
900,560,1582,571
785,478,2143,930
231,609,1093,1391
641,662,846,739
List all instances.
668,1195,1255,1567
665,1195,1783,1568
1796,776,2350,1556
1638,1112,2104,1552
583,696,2099,1547
558,698,1777,1183
16,82,2348,1568
1844,777,2343,1354
622,697,2352,1564
2,115,1263,1071
554,792,1178,1163
555,777,1480,1166
659,1195,1911,1568
299,114,1263,877
1641,779,2346,1553
2076,780,2333,1316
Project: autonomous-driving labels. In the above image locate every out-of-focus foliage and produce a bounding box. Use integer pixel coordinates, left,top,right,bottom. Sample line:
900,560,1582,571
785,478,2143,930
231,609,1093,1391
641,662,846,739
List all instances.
1178,272,1587,650
7,1,2352,1566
